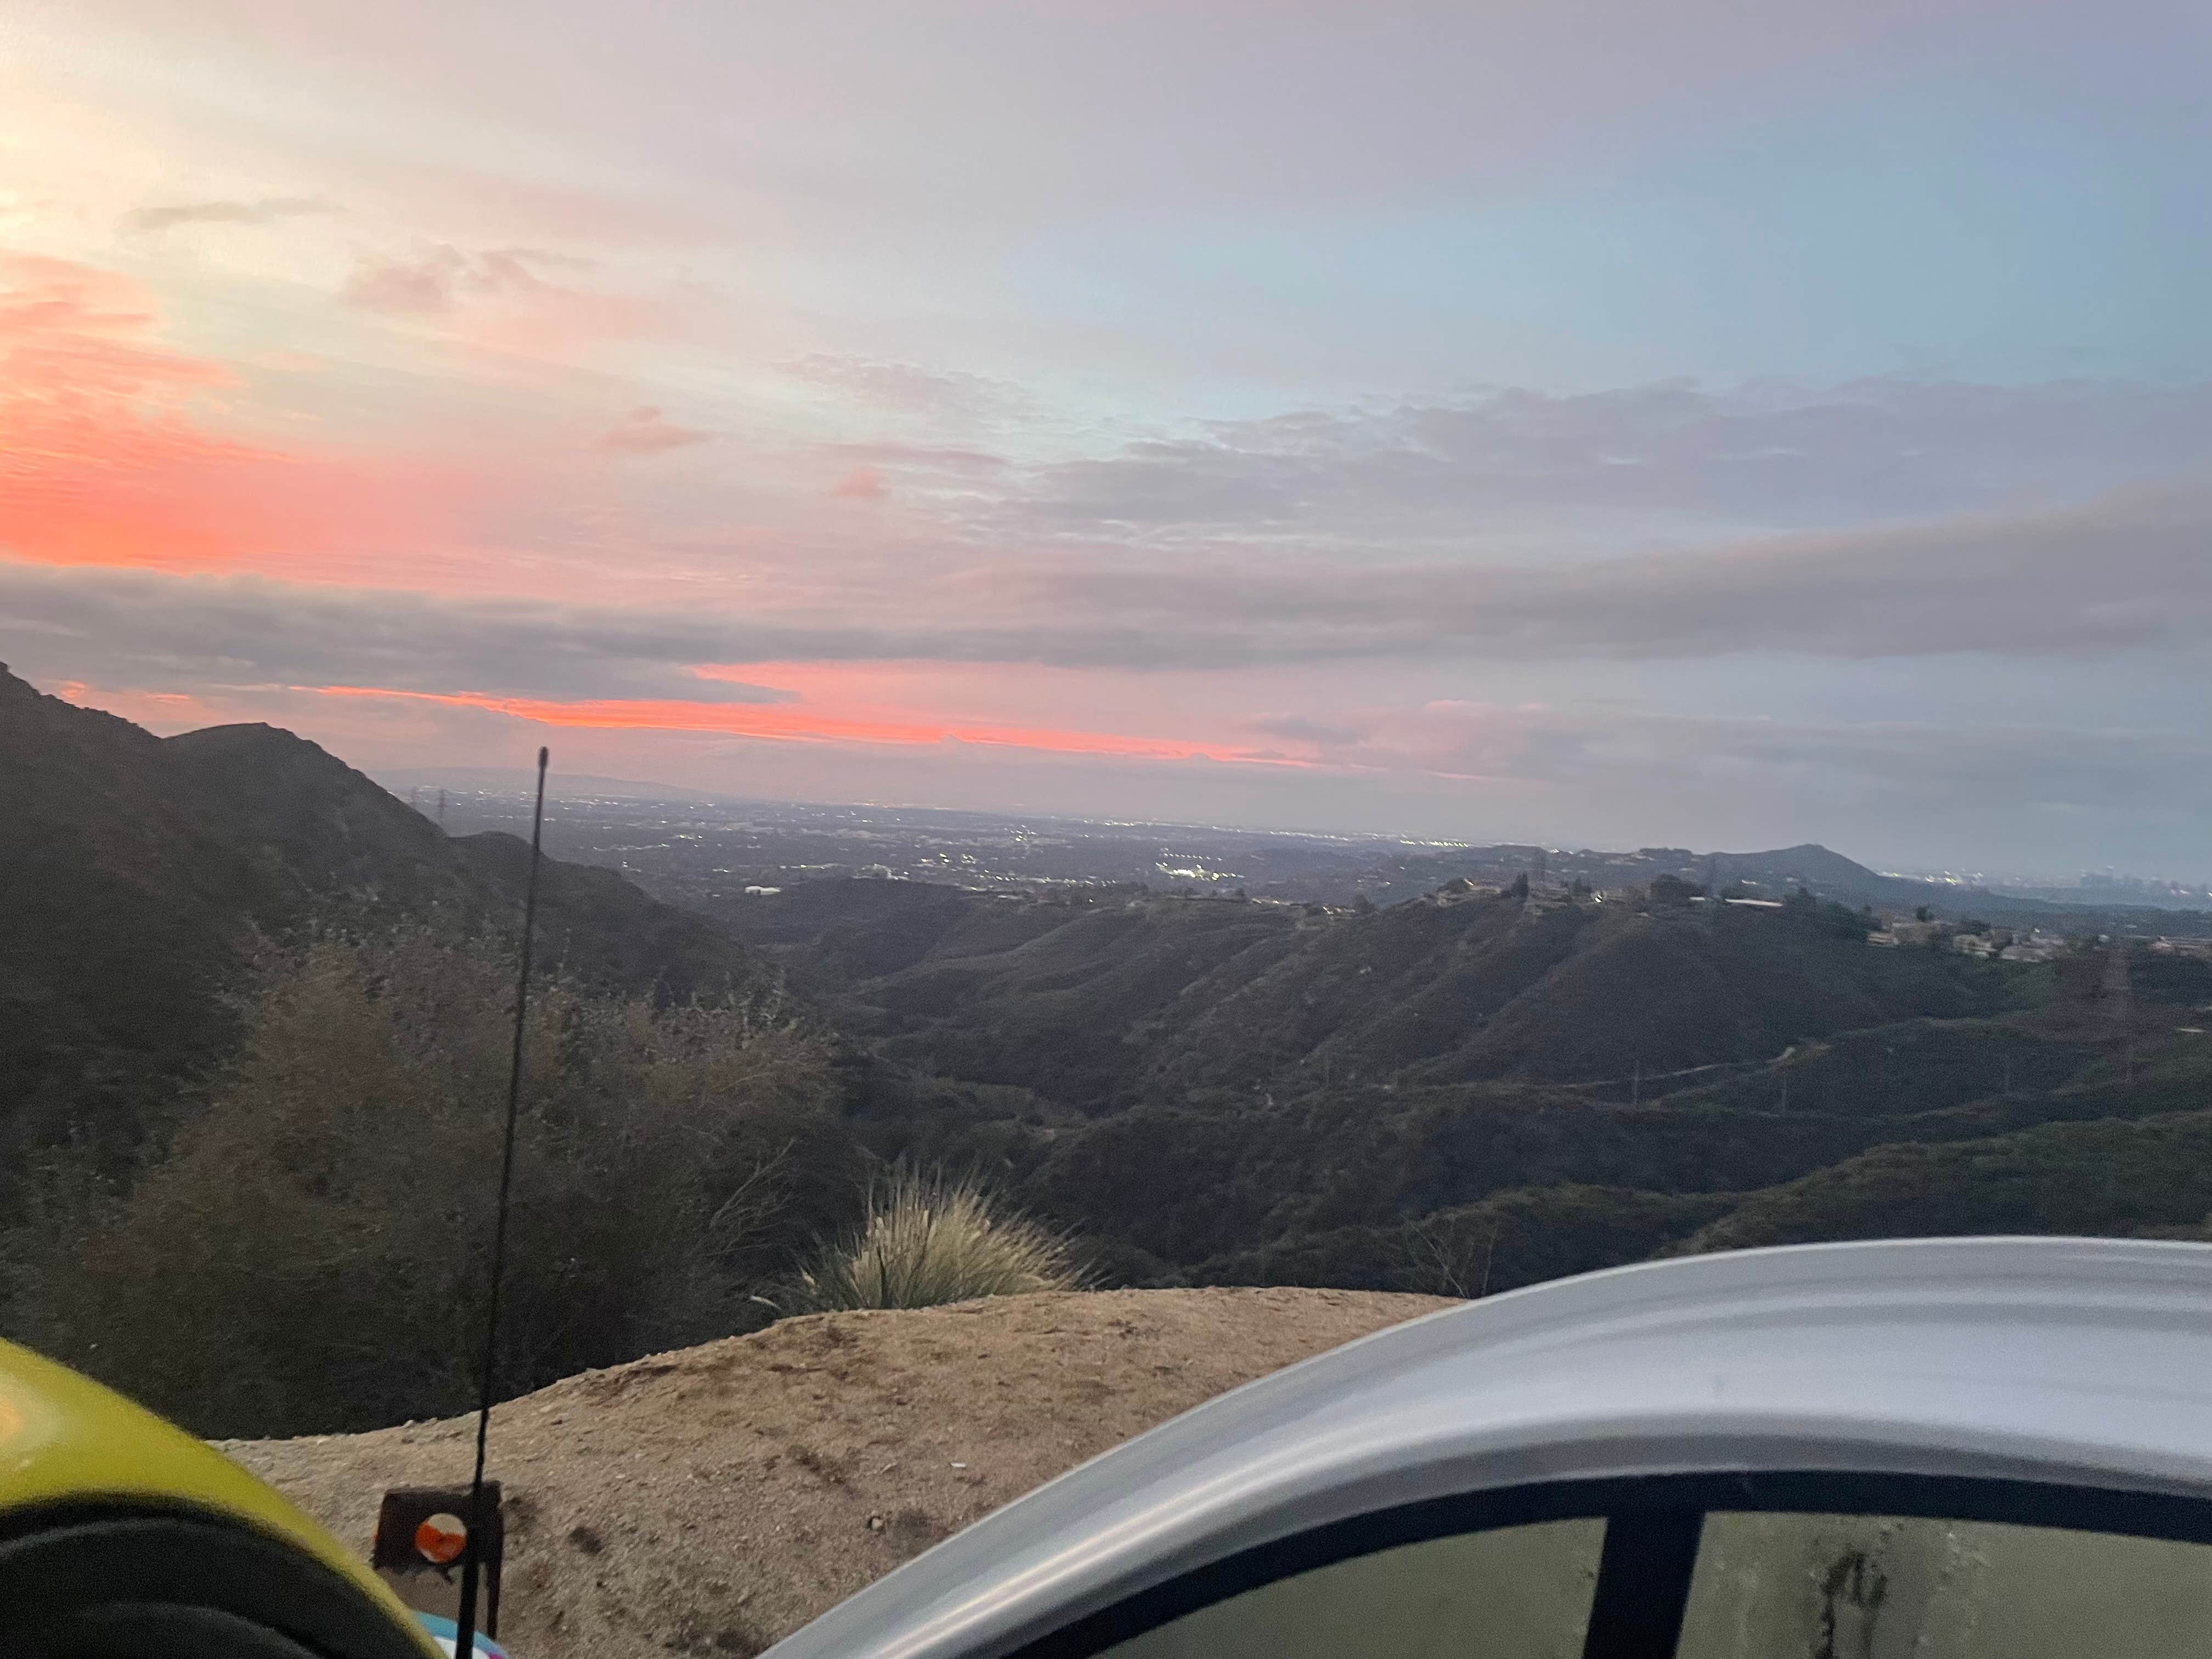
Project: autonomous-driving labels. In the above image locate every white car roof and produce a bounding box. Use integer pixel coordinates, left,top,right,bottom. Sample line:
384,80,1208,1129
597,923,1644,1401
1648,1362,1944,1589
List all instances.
766,1237,2212,1659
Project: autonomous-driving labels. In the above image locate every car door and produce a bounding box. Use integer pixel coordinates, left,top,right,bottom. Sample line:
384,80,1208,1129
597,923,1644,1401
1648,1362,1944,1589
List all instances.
1008,1473,2212,1659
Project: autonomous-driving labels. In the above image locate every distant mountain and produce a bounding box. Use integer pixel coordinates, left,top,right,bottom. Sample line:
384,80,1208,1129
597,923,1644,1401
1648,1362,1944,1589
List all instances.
1715,842,2209,932
0,667,757,1146
1722,842,1893,898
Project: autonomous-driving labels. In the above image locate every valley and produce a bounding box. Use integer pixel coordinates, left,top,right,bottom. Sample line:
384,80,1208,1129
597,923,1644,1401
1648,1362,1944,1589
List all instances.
5,667,2211,1440
714,874,2212,1294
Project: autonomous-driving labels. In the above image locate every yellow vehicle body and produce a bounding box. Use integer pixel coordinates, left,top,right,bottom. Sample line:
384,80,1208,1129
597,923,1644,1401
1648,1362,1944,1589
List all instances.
0,1336,442,1657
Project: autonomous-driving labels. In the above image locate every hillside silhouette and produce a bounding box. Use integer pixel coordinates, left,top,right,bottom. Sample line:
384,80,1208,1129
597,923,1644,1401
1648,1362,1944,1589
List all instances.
0,665,757,1153
724,878,1998,1107
724,874,2212,1288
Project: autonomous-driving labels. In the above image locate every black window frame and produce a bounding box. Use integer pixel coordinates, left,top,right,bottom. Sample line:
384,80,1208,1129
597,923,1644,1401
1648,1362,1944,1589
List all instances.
1008,1470,2212,1659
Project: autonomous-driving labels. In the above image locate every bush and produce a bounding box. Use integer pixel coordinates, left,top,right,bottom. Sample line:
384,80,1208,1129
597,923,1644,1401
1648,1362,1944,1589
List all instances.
9,926,859,1436
786,1170,1089,1312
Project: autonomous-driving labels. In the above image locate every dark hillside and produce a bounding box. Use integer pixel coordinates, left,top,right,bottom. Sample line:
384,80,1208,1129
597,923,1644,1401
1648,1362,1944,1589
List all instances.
160,722,463,906
1426,904,1997,1083
787,874,2196,1290
1674,1106,2212,1253
1,673,261,1137
0,668,757,1152
1007,1051,2192,1272
1192,1185,1741,1297
1719,842,1924,907
1664,1018,2102,1119
711,877,1077,988
450,833,753,1002
872,899,1301,1106
1148,896,1590,1096
799,884,2006,1110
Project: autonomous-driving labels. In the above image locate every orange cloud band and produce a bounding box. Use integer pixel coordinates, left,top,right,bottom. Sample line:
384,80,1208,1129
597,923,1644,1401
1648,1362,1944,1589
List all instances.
316,685,1305,766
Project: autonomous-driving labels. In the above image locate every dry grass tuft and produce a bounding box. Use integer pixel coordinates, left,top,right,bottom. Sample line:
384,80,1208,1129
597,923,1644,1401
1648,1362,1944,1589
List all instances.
788,1171,1089,1311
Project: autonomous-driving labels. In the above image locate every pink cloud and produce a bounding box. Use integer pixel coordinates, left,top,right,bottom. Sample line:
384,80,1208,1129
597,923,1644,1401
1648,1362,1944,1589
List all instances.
318,683,1305,766
596,407,714,455
0,250,488,584
341,244,682,351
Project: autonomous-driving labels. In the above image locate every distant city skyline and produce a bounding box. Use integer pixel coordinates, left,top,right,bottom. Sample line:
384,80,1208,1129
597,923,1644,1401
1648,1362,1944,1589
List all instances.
5,1,2210,872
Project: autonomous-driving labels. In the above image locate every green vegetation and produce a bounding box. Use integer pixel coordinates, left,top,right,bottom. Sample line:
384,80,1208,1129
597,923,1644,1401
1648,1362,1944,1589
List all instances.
793,883,2002,1113
785,1170,1089,1313
4,929,857,1437
1193,1186,1739,1297
9,672,2211,1437
0,666,758,1186
1674,1109,2212,1254
792,882,2212,1297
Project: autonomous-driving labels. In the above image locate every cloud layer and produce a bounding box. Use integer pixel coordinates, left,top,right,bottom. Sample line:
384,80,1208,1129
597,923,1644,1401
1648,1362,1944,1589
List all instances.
10,0,2212,870
1012,380,2212,538
5,474,2207,698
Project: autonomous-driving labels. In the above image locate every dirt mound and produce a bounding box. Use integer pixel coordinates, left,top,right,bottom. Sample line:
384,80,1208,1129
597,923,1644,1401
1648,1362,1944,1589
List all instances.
219,1287,1453,1657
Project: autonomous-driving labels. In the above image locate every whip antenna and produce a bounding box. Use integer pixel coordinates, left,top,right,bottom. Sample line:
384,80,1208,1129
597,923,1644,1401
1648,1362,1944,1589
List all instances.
455,745,548,1658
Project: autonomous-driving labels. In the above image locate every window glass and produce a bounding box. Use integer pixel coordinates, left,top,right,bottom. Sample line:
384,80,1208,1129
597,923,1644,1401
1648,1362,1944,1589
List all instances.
1678,1511,2212,1659
1097,1517,1605,1659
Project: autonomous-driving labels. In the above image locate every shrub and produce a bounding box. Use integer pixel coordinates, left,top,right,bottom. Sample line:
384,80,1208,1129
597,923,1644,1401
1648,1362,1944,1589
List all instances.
12,926,859,1436
787,1170,1088,1312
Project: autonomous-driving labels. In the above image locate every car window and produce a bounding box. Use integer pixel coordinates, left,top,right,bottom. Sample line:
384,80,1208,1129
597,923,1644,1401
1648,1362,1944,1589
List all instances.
1678,1511,2212,1659
1095,1517,1606,1659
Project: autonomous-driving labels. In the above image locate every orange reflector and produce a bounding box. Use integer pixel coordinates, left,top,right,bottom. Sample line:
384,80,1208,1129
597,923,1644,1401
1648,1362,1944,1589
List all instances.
415,1512,467,1565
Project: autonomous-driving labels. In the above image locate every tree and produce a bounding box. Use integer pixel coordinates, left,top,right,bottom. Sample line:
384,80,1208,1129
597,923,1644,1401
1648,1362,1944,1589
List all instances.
18,927,856,1436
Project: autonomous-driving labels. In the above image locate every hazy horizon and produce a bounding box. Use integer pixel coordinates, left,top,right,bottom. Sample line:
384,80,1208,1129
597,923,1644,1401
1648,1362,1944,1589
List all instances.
356,756,2212,891
15,661,2212,889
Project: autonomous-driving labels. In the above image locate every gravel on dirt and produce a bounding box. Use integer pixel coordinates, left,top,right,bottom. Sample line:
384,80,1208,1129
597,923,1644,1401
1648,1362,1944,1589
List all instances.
218,1286,1455,1658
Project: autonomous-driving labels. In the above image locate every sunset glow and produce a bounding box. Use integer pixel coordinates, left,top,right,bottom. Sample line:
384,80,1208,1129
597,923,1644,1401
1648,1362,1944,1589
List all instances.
317,686,1300,767
7,1,2212,867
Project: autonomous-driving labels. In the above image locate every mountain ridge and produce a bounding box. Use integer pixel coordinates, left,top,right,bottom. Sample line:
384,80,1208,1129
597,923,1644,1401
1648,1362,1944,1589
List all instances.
723,877,1996,1110
0,665,759,1151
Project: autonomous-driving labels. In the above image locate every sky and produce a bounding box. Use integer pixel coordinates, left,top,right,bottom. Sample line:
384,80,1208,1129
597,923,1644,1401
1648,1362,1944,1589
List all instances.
5,0,2211,877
